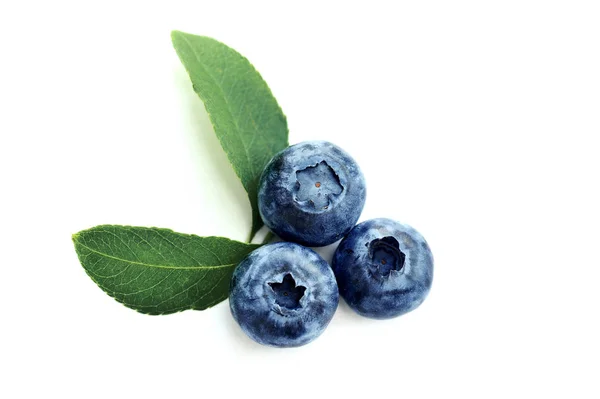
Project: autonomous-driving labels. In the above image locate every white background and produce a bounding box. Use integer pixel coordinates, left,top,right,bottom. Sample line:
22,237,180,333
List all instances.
1,1,599,397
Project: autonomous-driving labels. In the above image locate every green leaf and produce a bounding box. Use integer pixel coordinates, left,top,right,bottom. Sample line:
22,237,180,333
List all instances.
171,31,289,240
72,225,260,315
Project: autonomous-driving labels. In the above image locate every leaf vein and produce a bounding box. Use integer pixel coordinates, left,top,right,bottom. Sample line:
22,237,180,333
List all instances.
75,240,237,270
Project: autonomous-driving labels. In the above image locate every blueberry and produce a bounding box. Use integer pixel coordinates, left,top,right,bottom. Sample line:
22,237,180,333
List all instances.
258,141,366,247
229,242,339,347
332,218,433,319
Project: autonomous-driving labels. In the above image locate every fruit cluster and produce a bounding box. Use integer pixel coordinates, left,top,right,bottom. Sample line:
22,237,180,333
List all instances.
229,141,434,347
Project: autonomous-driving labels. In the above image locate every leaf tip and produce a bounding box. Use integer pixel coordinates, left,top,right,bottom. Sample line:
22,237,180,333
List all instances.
170,29,190,45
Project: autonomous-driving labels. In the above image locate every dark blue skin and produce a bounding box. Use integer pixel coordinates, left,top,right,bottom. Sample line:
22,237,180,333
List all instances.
230,242,339,347
258,141,366,247
332,218,433,319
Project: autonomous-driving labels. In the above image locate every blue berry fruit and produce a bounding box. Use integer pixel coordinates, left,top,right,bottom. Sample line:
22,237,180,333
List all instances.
332,218,433,319
258,141,366,247
230,242,339,347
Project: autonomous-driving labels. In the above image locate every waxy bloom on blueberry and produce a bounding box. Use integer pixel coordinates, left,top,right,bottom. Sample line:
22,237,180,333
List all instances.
258,141,366,247
230,242,339,347
332,218,433,319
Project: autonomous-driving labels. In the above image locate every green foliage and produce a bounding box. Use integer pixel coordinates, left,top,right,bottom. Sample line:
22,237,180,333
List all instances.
73,225,259,314
172,31,288,239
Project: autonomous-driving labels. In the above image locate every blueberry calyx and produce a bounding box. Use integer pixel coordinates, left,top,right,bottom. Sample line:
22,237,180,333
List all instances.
268,273,306,310
294,160,343,210
368,236,406,277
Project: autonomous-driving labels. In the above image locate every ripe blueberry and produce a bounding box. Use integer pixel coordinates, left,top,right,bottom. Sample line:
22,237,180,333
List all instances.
258,141,366,247
332,218,433,319
229,242,339,347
